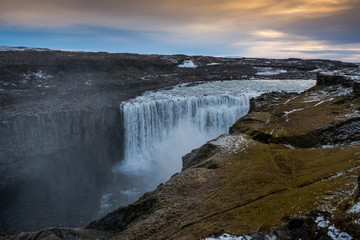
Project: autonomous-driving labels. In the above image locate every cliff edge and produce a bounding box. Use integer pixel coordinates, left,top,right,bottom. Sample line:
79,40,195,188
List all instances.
82,73,360,240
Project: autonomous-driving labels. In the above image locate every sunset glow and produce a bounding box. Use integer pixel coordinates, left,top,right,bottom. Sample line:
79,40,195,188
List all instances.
1,0,359,61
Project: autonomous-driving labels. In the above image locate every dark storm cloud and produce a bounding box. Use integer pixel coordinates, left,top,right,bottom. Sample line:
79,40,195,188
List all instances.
278,5,360,45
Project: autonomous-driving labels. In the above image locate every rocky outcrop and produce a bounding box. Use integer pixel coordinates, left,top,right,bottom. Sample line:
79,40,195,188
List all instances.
78,75,360,239
316,72,349,86
182,143,220,170
353,81,360,95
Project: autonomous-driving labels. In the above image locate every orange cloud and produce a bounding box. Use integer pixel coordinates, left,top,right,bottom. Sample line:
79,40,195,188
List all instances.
1,0,359,61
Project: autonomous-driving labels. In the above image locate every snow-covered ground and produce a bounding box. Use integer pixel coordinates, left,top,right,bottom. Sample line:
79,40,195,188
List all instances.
315,214,353,240
255,67,287,76
178,60,197,68
319,69,360,81
0,46,50,51
283,108,304,122
205,233,252,240
347,201,360,213
24,70,53,81
309,68,324,72
210,134,251,154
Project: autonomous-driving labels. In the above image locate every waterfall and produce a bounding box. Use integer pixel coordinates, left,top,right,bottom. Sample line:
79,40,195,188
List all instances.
120,94,253,179
102,80,315,213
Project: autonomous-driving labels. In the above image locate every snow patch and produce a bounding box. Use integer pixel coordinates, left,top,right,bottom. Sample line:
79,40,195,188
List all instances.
322,145,335,149
24,70,53,81
256,67,287,76
283,108,304,122
315,216,330,228
338,88,354,96
327,225,352,240
309,68,324,72
319,69,360,82
315,214,353,240
204,233,252,240
284,96,296,104
210,134,251,154
207,63,222,66
178,60,197,68
344,110,360,118
0,46,51,51
314,98,334,107
347,201,360,213
322,141,360,149
314,101,326,107
283,144,295,149
303,98,321,103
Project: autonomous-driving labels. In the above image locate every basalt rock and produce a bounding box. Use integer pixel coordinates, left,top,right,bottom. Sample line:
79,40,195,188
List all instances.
353,81,360,95
316,72,349,86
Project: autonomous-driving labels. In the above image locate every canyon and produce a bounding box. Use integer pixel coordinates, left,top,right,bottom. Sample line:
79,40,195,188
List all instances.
0,47,359,239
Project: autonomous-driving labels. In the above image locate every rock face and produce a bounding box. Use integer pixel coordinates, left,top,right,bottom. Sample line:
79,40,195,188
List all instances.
1,47,360,237
316,72,348,86
82,74,360,240
0,50,186,234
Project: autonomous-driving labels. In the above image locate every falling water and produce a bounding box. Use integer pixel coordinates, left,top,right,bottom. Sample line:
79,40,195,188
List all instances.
100,80,316,214
120,94,252,175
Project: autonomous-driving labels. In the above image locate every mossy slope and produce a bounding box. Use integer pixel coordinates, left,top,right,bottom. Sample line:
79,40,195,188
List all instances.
101,83,360,239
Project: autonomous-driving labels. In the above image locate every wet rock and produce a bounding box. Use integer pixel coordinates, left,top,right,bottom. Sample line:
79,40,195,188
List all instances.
316,72,349,86
353,81,360,95
319,118,360,145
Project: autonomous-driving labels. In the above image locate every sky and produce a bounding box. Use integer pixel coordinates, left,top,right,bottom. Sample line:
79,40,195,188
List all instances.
1,0,360,61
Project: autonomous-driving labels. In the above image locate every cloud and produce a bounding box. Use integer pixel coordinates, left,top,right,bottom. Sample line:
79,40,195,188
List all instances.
0,0,359,60
253,30,286,38
280,50,360,55
1,0,357,30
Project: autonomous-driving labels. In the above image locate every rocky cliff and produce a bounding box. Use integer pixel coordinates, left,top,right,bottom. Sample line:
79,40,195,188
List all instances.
0,47,359,238
14,73,360,240
80,73,360,240
4,75,360,239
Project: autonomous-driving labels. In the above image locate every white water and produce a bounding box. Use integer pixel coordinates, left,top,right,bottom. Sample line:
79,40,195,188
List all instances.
102,80,315,214
119,94,252,178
